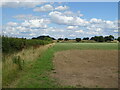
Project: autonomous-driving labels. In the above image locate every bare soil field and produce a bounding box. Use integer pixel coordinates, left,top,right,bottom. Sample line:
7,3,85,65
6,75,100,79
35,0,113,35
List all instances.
52,50,118,88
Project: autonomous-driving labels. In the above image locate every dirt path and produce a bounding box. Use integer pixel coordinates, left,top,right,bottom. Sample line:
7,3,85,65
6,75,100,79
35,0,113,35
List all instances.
52,50,118,88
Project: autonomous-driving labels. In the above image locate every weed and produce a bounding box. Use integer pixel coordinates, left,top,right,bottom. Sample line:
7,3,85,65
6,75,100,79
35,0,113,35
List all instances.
12,56,24,70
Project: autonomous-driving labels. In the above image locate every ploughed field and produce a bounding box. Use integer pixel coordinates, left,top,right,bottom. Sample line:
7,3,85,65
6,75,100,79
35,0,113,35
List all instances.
51,43,118,88
52,50,118,88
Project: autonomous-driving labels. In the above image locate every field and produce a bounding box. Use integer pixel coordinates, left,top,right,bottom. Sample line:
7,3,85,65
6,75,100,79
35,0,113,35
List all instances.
3,42,118,88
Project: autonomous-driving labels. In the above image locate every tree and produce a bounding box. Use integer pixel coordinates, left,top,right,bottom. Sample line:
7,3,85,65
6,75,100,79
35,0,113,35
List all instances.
109,35,114,41
118,37,120,42
64,38,69,41
58,38,63,40
104,36,109,42
32,35,55,40
76,38,81,42
90,37,95,40
83,37,89,40
44,37,52,41
104,35,114,42
98,36,104,42
90,36,104,42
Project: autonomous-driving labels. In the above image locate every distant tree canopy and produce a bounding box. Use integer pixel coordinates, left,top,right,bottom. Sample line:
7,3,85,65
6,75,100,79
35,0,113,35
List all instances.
118,37,120,42
64,38,69,41
76,38,81,42
90,35,114,42
32,36,55,41
83,37,89,40
58,38,63,40
104,35,114,42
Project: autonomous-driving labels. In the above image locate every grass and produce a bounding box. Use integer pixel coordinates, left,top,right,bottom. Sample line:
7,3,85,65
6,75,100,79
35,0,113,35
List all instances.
14,48,60,88
5,42,118,88
2,44,53,87
52,43,118,51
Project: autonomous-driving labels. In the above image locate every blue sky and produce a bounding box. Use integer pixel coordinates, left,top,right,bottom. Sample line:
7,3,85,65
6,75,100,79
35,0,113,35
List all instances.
2,2,118,39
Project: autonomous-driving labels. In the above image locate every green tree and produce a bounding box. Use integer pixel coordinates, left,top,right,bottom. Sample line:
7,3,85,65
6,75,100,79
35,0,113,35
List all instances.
64,38,69,41
118,37,120,42
58,38,63,40
83,37,89,40
76,38,81,42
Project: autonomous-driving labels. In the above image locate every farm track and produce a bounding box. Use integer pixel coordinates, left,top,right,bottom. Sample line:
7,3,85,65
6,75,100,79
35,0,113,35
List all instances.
52,50,118,88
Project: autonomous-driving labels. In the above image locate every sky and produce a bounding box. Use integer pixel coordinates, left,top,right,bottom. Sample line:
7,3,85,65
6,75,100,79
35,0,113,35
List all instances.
1,1,118,39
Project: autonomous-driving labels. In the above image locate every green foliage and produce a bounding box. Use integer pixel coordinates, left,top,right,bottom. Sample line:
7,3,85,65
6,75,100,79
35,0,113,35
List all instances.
44,37,52,41
12,56,24,70
58,38,63,40
76,38,81,42
2,36,52,54
83,37,89,40
90,35,114,42
118,37,120,42
64,38,69,41
104,35,114,42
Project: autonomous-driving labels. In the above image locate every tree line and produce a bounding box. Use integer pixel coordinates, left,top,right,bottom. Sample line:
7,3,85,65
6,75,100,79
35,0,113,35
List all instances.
57,35,120,42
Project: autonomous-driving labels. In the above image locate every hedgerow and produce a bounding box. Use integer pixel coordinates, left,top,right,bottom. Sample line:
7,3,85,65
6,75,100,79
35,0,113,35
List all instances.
2,36,52,54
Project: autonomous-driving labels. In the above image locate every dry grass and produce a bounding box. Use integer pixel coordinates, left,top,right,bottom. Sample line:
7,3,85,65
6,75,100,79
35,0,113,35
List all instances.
2,43,55,86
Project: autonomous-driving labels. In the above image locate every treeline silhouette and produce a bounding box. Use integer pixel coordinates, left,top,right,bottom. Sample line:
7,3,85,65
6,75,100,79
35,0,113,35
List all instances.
57,35,120,42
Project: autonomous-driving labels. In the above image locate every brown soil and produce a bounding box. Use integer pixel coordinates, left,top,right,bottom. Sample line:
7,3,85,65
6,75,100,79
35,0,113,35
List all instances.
52,50,118,88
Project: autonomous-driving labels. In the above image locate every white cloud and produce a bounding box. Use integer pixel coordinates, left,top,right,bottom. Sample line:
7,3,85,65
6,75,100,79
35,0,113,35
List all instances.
114,30,118,32
75,30,84,33
95,28,102,32
2,3,118,39
63,11,83,17
7,22,18,26
1,0,45,8
90,18,103,23
69,34,75,37
67,26,78,30
89,18,117,29
49,11,89,26
63,11,74,15
21,19,50,28
55,6,69,11
13,14,40,20
33,4,53,12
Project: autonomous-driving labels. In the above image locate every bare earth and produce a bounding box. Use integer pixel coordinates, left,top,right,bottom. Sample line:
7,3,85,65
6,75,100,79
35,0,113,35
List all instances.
52,50,118,88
